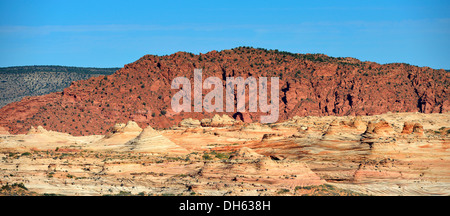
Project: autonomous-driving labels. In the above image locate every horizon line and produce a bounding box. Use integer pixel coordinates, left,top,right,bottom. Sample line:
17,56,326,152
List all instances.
0,47,449,71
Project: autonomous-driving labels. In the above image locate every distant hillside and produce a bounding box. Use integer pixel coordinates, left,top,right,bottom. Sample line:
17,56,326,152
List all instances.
0,66,119,108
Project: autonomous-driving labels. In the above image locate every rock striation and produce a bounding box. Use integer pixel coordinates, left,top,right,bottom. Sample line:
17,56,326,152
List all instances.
125,125,188,154
0,112,448,196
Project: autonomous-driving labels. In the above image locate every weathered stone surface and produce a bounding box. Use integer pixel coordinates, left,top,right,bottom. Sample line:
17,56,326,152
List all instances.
179,118,201,128
0,126,10,135
0,112,449,196
0,47,448,136
125,125,188,154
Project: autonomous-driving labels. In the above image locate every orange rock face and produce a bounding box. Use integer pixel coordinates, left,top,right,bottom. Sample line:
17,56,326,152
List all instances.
0,47,449,135
401,122,415,134
401,122,424,136
0,126,9,135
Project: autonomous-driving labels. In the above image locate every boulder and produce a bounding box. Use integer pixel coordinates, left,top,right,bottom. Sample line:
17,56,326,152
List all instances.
412,123,424,136
201,114,236,127
179,118,201,128
401,122,415,134
365,120,394,136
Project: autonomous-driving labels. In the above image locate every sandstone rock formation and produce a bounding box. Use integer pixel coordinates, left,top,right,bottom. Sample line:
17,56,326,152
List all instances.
106,121,143,136
241,123,273,132
0,112,448,196
27,126,48,135
0,47,448,135
199,147,325,190
0,126,10,135
352,116,367,131
322,116,367,140
200,114,236,127
364,120,395,136
98,121,143,146
261,133,284,142
401,122,415,134
125,125,188,154
412,123,424,135
179,118,201,128
229,147,264,160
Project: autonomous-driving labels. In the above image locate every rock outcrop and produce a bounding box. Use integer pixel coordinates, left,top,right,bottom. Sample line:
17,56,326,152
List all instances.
99,121,143,145
0,47,448,135
126,126,188,154
351,116,367,131
322,116,367,139
0,126,10,135
27,126,48,135
199,147,325,189
401,122,415,134
0,112,449,196
179,118,201,128
364,120,394,136
401,122,424,136
229,147,264,160
201,114,236,127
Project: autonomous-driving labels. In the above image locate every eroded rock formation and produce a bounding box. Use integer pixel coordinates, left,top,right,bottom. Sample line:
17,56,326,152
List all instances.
0,47,448,135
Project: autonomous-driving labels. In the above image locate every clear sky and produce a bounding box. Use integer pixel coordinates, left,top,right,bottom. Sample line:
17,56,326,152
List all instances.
0,0,449,69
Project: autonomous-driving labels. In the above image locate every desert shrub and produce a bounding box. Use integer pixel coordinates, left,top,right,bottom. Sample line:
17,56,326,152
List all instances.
277,189,290,194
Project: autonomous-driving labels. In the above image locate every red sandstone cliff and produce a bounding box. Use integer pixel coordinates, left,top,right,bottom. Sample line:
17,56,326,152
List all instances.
0,47,448,135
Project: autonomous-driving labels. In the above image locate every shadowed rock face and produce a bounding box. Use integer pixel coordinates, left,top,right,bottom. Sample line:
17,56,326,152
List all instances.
0,47,449,135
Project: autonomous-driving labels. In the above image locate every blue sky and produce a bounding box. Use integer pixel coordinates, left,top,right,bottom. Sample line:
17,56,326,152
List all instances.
0,0,449,69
